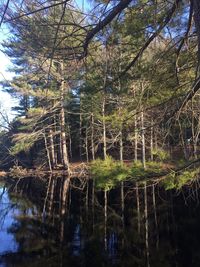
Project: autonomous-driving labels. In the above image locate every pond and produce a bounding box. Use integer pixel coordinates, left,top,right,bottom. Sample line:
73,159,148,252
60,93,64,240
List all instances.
0,177,200,267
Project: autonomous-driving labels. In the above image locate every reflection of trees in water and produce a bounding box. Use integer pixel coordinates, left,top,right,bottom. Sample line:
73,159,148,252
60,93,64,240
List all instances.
1,177,200,266
0,186,18,229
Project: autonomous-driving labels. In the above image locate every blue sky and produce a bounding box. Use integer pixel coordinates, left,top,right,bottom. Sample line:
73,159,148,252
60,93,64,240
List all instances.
0,26,16,121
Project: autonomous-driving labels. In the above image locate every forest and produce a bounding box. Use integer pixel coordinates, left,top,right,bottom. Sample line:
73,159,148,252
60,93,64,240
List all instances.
0,1,199,266
0,0,199,186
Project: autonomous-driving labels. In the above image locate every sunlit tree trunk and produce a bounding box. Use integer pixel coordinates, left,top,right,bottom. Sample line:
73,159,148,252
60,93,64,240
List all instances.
102,45,108,160
91,113,95,160
141,110,146,169
119,125,123,162
102,96,107,159
85,127,89,162
44,132,52,172
68,125,73,160
49,128,56,169
191,115,197,159
134,115,138,162
60,61,69,170
191,100,200,159
53,114,58,166
150,123,154,161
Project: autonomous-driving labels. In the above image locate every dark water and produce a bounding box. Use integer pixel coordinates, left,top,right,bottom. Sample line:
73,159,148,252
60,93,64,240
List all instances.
0,178,200,267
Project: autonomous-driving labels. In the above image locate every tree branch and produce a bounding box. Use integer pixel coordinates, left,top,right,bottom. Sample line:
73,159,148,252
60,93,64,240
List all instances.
0,0,10,27
5,0,70,22
82,0,133,57
119,0,181,78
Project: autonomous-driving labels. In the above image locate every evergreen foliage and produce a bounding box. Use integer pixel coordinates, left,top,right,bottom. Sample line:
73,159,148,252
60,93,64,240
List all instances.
0,0,199,189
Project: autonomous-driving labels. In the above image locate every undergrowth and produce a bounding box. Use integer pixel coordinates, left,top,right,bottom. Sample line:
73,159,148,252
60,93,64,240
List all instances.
90,156,165,190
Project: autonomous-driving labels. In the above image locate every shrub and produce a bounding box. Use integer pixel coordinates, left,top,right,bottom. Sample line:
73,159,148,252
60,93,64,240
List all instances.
90,156,129,191
162,169,199,190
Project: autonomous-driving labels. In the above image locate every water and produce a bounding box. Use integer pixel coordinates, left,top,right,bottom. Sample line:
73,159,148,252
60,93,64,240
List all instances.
0,178,199,267
0,187,18,256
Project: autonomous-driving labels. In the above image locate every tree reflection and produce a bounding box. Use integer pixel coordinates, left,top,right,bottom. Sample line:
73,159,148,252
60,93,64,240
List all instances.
0,177,200,267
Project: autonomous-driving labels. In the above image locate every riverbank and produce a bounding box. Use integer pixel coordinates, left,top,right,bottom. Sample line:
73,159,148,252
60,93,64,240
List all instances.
1,156,200,192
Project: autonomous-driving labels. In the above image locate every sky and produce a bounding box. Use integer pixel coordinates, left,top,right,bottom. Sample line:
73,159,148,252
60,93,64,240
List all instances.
0,26,16,122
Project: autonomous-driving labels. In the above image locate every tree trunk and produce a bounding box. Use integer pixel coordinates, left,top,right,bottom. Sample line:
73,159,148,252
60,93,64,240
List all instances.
79,94,83,160
91,113,95,160
194,0,200,65
150,123,154,161
134,115,138,162
60,61,69,170
68,125,73,160
85,127,89,162
49,128,56,169
141,110,146,169
102,96,107,159
119,125,123,162
44,132,52,172
178,120,188,159
53,114,58,166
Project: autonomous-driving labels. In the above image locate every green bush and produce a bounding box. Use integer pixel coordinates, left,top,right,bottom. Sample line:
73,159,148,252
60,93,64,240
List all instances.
90,157,165,191
90,156,198,192
90,156,129,191
130,161,163,178
162,169,199,190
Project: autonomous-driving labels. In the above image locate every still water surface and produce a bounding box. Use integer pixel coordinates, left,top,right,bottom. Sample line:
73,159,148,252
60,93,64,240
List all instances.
0,180,199,267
